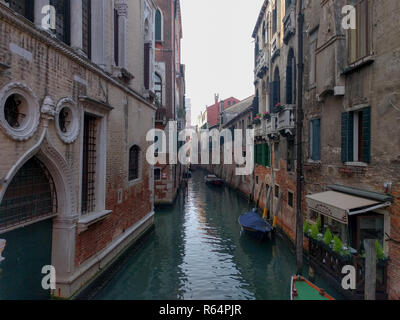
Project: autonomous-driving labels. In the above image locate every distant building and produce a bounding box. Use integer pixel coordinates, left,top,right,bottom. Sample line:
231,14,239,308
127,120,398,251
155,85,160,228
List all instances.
206,94,240,128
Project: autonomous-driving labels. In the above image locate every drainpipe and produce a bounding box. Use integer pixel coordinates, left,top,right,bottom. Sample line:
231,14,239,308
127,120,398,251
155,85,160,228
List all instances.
295,0,305,276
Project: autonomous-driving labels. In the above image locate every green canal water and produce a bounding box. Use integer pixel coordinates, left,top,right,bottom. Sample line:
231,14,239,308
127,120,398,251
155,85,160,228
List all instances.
91,170,343,300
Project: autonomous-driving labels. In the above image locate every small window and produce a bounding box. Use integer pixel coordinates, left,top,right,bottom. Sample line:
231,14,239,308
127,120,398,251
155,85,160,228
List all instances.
310,119,321,161
6,0,34,22
287,139,295,171
154,73,162,106
275,185,280,198
274,142,280,168
155,9,162,42
348,0,371,64
50,0,71,45
288,191,294,208
341,108,371,163
129,145,140,181
256,176,259,184
154,168,161,181
82,114,98,214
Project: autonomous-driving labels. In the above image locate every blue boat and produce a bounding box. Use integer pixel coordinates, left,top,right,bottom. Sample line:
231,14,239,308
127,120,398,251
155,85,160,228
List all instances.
238,209,272,241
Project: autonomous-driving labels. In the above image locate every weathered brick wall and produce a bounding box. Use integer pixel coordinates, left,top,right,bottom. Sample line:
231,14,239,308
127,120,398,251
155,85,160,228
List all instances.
0,6,154,271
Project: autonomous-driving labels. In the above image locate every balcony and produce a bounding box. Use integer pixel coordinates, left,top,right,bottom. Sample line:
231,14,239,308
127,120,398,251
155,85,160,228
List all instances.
283,5,296,44
255,50,269,79
307,235,388,300
266,114,279,140
277,104,295,136
271,35,280,63
254,120,265,139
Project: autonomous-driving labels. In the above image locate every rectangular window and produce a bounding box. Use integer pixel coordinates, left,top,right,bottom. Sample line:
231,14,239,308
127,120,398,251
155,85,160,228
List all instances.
287,139,295,171
6,0,34,21
310,119,321,161
82,0,91,58
272,5,277,34
341,107,371,163
154,168,161,181
309,29,318,86
81,114,98,215
144,42,151,89
274,142,280,168
288,191,294,208
114,8,119,66
348,0,371,64
275,185,280,198
50,0,71,45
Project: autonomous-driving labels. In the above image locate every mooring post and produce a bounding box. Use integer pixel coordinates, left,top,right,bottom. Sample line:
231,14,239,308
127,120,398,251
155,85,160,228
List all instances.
364,239,377,300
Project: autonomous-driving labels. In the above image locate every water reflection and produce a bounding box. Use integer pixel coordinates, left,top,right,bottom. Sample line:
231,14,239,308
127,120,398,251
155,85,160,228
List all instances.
93,170,343,300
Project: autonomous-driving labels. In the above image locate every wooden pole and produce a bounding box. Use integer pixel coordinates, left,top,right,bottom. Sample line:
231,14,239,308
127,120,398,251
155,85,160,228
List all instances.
364,239,377,300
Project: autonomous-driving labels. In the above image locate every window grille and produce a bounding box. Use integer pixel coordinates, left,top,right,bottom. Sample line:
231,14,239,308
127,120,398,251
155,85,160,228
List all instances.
6,0,34,21
81,114,97,214
50,0,71,45
0,157,57,230
82,0,91,58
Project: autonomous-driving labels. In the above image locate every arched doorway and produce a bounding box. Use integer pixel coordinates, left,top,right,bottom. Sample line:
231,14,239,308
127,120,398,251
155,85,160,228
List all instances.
0,156,57,300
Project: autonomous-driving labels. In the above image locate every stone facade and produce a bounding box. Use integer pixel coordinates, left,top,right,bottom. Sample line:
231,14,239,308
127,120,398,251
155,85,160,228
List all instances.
0,0,157,298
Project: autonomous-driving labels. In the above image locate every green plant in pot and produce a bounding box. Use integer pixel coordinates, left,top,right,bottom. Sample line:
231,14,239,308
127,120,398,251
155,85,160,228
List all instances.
310,223,319,240
323,228,333,246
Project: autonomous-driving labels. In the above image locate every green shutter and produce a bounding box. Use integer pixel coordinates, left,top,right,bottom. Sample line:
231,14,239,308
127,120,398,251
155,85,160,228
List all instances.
341,112,354,162
266,144,271,167
261,144,267,166
361,107,371,163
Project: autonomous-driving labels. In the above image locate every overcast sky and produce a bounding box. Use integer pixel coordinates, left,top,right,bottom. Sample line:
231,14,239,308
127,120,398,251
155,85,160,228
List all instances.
181,0,264,125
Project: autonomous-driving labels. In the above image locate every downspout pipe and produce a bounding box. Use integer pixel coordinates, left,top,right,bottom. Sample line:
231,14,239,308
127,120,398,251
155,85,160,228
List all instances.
295,0,305,276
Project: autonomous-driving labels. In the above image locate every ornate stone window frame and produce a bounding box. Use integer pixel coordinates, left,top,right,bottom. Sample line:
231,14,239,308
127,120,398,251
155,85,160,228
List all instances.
0,82,40,141
55,97,80,144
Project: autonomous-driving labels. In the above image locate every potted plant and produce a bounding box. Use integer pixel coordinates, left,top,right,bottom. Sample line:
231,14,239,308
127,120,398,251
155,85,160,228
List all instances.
275,102,283,112
253,115,261,125
375,240,390,267
332,235,351,262
263,111,271,120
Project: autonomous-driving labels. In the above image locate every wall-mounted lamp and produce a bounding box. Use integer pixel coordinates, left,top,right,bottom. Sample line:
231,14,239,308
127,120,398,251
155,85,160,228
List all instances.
384,182,392,194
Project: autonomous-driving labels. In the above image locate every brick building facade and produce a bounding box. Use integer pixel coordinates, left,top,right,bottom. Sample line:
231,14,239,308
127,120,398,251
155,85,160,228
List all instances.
0,0,157,299
153,0,186,205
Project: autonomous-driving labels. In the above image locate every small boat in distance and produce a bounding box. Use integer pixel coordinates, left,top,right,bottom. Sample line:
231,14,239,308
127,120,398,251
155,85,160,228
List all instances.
204,174,224,187
238,209,272,241
290,275,335,300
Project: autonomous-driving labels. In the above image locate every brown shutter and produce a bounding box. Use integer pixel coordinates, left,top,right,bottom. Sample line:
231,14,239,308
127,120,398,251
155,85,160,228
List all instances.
144,43,151,89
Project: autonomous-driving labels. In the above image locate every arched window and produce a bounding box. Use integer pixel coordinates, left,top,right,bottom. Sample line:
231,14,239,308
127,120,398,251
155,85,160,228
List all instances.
286,48,296,104
154,73,162,106
129,145,140,181
0,157,57,230
271,67,280,111
155,9,162,42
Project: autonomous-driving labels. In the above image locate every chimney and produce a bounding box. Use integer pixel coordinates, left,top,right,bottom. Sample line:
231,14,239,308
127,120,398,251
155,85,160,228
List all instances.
214,94,219,104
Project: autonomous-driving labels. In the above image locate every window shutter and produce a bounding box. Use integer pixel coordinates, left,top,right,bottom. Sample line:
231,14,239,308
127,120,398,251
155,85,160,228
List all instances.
114,9,119,66
254,144,257,165
266,144,271,167
361,107,371,163
261,144,267,166
144,43,151,89
311,119,321,161
341,112,354,162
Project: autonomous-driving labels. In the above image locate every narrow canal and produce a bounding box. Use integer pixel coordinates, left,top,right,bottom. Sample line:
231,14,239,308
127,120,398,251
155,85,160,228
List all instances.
89,170,343,300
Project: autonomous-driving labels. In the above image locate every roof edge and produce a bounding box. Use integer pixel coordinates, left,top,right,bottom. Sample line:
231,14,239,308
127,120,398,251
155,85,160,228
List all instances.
328,184,394,204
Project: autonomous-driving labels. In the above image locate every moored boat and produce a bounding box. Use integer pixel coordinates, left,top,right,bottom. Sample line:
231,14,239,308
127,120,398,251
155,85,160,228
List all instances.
238,209,272,241
204,174,224,187
290,275,335,300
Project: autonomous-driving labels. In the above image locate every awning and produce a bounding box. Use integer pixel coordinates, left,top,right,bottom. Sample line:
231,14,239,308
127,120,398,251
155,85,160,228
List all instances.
306,191,391,225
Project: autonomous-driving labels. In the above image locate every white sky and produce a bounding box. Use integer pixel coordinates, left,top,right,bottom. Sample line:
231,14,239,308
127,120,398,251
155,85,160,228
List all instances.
181,0,264,125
